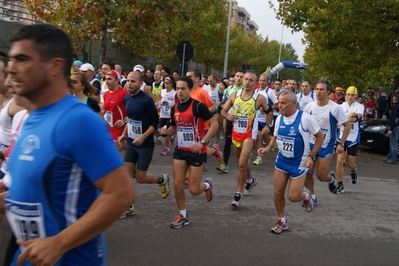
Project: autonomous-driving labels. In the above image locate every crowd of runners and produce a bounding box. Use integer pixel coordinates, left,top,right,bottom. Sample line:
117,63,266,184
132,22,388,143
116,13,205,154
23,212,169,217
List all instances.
0,23,368,265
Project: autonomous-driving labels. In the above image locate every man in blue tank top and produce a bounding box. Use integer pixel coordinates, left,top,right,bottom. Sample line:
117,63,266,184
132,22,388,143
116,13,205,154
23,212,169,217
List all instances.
258,91,324,234
2,24,136,266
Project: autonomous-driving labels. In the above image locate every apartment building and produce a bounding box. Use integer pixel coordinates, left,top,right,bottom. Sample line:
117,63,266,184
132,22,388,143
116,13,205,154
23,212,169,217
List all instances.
0,0,35,23
231,1,259,35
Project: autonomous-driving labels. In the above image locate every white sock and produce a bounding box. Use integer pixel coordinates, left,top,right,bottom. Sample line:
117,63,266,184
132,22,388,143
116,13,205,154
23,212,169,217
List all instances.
280,217,286,223
303,189,310,199
179,210,187,218
311,195,316,200
246,177,254,184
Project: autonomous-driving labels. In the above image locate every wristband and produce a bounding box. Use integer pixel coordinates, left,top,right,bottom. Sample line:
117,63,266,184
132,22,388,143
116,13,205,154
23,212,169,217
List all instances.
264,104,273,114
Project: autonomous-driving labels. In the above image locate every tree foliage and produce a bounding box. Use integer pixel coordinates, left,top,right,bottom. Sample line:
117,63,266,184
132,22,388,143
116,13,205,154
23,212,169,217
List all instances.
270,0,399,92
24,0,302,77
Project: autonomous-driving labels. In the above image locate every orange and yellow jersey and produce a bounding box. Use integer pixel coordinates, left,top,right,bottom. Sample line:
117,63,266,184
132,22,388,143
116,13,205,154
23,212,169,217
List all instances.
231,89,258,142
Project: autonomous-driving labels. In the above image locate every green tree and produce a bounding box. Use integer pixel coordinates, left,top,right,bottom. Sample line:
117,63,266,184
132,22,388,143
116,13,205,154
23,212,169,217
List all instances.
270,0,399,91
24,0,186,63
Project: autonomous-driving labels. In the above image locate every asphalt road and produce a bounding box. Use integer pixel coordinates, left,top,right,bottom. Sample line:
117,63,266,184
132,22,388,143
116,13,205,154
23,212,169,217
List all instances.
1,143,398,266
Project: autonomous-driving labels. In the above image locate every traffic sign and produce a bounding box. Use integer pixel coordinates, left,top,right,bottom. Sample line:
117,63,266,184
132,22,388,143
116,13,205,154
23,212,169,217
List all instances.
176,41,194,62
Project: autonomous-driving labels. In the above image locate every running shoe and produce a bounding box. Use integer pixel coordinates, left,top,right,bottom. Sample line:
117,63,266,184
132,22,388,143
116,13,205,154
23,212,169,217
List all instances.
243,177,258,196
204,177,214,201
302,196,318,207
338,182,345,193
161,147,170,156
119,204,136,219
183,176,190,189
213,143,223,161
382,157,388,162
159,174,170,199
350,170,358,184
169,135,175,146
170,214,189,229
302,188,314,213
253,156,262,166
271,219,289,234
385,159,397,164
231,193,241,208
156,137,162,145
328,171,341,195
216,162,228,173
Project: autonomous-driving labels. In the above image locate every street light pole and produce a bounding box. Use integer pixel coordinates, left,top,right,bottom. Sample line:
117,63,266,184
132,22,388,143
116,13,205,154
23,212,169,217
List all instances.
223,0,233,78
277,24,284,79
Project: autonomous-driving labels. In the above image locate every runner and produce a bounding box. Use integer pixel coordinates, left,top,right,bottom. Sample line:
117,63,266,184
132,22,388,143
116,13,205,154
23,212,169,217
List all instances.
160,76,218,229
336,86,364,191
221,70,273,208
258,90,324,234
3,23,135,265
118,71,170,218
303,79,350,203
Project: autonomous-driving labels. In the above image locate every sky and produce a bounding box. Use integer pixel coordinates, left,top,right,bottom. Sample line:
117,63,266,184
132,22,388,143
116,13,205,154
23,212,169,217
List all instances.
238,0,306,62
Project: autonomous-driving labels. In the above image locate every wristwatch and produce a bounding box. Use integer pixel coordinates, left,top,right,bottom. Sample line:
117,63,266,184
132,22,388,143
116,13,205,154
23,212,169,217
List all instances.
308,154,316,161
200,139,206,145
337,141,344,147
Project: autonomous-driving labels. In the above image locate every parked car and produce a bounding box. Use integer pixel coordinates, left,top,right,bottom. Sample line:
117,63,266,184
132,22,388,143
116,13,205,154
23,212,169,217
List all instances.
360,119,399,155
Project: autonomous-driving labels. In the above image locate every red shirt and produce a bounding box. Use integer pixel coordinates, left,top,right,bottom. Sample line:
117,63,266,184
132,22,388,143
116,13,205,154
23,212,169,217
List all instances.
174,100,207,154
103,87,128,139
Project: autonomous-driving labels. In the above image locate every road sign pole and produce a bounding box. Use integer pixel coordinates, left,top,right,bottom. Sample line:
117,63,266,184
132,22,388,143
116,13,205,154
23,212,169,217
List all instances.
181,43,186,75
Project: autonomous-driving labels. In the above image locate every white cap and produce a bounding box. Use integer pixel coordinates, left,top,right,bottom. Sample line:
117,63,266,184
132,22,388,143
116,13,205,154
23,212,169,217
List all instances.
79,63,95,71
133,64,145,73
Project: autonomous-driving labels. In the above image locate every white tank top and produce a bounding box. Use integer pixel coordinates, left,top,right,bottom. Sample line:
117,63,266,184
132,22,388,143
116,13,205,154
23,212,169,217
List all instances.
0,97,15,146
140,82,146,91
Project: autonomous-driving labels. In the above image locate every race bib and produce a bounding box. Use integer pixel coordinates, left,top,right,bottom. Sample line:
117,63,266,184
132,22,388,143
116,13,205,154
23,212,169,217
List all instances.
104,111,113,127
177,127,194,148
127,119,142,139
366,107,373,115
211,95,219,105
160,102,171,117
5,198,46,245
234,116,248,134
277,136,295,158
